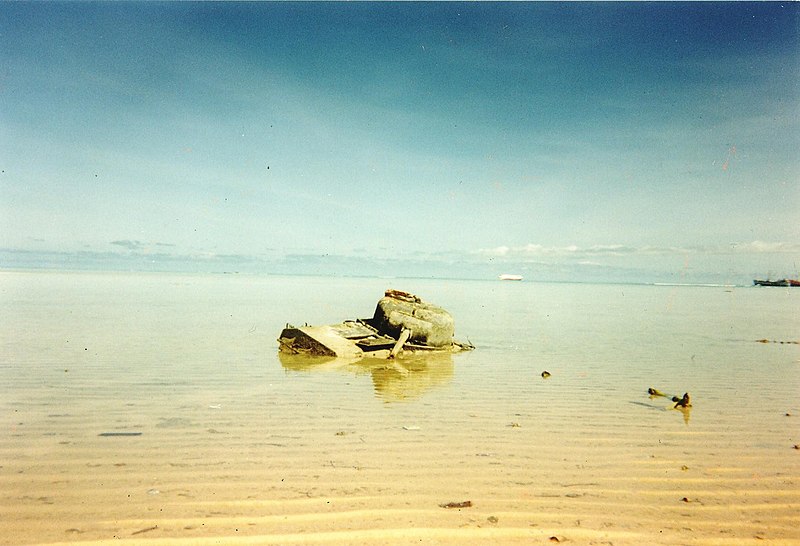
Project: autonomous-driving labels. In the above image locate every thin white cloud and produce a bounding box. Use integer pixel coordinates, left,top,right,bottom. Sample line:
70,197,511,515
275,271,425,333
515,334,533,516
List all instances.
727,241,800,254
474,241,800,260
474,243,641,258
479,245,511,257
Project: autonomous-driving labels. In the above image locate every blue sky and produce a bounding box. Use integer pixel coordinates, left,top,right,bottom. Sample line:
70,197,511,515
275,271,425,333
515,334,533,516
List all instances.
1,2,798,282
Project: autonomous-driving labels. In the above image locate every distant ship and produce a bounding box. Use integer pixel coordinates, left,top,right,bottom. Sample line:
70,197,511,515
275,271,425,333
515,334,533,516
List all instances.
498,274,523,281
753,278,800,287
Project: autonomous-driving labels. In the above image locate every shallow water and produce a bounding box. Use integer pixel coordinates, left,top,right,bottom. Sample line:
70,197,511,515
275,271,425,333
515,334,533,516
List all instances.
1,271,798,545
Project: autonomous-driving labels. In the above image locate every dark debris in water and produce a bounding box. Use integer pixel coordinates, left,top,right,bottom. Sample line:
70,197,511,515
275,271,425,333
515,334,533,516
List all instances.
673,393,692,408
647,388,692,408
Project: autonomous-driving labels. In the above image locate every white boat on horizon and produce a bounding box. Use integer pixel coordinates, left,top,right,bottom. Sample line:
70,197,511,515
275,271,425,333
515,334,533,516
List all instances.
498,274,523,281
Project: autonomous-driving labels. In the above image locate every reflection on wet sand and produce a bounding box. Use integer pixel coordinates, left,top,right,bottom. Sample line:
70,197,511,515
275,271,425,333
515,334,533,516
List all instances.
675,405,691,425
631,397,692,425
278,352,455,402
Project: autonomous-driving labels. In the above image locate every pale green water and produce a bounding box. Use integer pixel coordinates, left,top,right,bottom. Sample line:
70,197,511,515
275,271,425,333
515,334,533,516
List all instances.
4,271,797,413
1,271,798,544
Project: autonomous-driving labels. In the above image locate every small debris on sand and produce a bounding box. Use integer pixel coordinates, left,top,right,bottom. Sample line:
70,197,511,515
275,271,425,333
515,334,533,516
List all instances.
541,371,551,378
131,525,158,536
439,500,472,509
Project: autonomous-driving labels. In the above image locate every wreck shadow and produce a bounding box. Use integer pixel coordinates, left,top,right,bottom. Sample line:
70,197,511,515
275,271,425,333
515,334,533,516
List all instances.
630,400,692,425
278,351,455,402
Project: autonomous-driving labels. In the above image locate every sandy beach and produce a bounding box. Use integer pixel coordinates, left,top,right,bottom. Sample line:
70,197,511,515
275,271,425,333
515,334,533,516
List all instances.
2,272,798,545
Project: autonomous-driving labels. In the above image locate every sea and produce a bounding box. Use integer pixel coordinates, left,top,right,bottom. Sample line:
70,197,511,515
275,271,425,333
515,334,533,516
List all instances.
1,270,798,545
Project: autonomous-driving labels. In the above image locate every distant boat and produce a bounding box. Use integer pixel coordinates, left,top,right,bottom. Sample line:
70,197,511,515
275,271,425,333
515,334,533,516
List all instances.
753,279,800,287
498,274,523,281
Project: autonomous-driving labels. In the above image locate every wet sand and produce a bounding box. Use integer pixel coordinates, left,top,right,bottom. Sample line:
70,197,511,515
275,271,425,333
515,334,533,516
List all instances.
1,271,799,545
4,387,798,545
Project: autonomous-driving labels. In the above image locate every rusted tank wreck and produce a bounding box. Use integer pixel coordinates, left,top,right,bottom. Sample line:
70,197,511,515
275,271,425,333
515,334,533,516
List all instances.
278,289,474,359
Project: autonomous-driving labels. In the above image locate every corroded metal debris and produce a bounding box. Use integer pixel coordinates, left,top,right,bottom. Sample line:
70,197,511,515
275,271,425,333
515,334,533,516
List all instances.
278,289,473,359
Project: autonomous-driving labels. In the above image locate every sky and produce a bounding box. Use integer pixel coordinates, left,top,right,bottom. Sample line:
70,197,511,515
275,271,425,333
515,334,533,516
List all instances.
1,2,799,283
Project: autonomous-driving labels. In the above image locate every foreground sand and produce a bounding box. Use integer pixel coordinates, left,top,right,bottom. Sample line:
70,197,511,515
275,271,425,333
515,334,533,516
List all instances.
3,365,799,546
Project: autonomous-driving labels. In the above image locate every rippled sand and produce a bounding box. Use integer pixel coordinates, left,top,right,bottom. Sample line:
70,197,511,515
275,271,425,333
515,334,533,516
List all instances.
1,272,798,545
